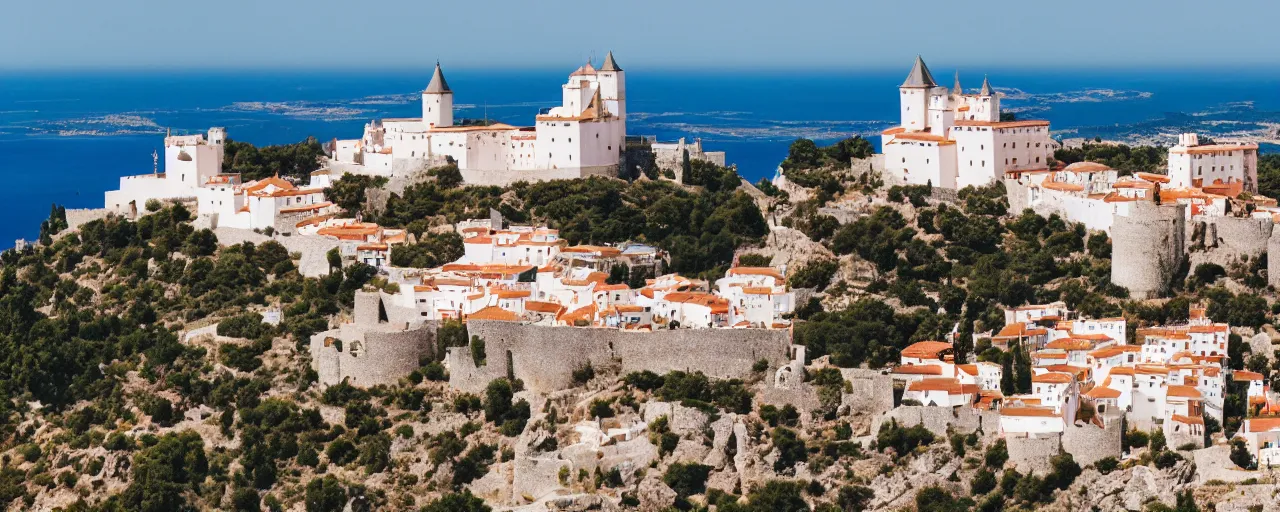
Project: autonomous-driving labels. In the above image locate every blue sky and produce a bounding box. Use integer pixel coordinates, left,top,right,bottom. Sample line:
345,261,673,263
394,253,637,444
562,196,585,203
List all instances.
5,0,1279,70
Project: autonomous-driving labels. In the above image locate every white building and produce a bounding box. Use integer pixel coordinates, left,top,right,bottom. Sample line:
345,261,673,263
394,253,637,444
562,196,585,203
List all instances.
1235,418,1280,467
1167,133,1258,195
195,175,332,231
881,57,1055,190
106,128,228,215
329,53,628,185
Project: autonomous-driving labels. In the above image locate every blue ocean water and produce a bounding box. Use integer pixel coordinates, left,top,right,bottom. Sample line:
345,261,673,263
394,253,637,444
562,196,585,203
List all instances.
3,66,1280,243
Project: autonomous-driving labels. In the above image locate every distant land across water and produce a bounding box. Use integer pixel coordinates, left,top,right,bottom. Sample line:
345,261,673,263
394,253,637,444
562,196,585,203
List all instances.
3,66,1280,243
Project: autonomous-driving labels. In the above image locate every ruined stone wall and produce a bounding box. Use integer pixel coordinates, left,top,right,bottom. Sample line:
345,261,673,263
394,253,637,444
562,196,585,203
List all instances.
1060,418,1123,467
212,227,340,277
1187,215,1272,268
1005,178,1032,214
1268,230,1280,288
1006,433,1061,474
1112,202,1187,299
1192,444,1266,484
872,406,1000,438
64,208,110,232
839,369,895,417
310,324,436,388
310,291,438,387
449,321,790,394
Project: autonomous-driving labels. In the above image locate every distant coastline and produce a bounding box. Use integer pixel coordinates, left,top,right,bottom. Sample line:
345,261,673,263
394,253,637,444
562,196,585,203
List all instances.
4,67,1280,242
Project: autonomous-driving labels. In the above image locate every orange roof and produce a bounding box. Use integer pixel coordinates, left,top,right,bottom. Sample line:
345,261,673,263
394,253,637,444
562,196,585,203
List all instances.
662,292,730,314
242,176,293,194
525,301,565,314
1234,370,1265,381
1170,143,1258,155
561,245,624,257
741,287,775,295
467,306,519,322
1166,385,1203,399
1073,333,1114,342
954,120,1050,129
493,289,531,299
1032,372,1073,384
356,243,388,251
1244,418,1280,433
558,304,598,325
1044,364,1089,377
1046,339,1094,351
1090,345,1141,358
881,127,906,135
1085,386,1121,399
280,201,332,214
894,132,950,143
1189,324,1229,334
956,364,978,377
1135,172,1171,184
1171,414,1204,425
995,323,1047,339
901,341,953,359
727,267,785,281
1040,180,1085,193
1109,367,1136,376
1000,406,1060,418
429,122,521,133
892,365,943,375
906,378,978,395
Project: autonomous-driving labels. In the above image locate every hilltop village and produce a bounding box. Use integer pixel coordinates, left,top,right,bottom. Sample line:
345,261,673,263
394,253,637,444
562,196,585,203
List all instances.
2,55,1280,511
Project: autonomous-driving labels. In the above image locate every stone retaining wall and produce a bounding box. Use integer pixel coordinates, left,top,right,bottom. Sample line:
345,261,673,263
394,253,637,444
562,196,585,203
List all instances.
448,321,790,394
1006,433,1060,474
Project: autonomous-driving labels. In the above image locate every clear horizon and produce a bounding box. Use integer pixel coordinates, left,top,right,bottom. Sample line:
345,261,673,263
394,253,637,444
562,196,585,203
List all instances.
5,0,1280,70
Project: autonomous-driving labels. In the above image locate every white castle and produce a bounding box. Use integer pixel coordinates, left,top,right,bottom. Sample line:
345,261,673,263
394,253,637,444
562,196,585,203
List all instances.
104,127,333,231
881,56,1057,190
329,53,628,186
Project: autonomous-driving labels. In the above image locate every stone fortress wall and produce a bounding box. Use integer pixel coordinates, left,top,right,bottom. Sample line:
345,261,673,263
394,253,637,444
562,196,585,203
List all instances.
1111,202,1186,299
1005,434,1061,474
1187,215,1273,268
447,321,791,394
1060,414,1125,468
310,291,437,388
872,406,1001,439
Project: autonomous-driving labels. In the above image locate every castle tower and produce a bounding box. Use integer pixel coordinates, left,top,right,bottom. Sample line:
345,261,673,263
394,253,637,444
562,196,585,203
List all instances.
422,63,454,128
928,72,956,136
598,51,626,120
975,75,1000,122
597,51,627,150
899,56,935,132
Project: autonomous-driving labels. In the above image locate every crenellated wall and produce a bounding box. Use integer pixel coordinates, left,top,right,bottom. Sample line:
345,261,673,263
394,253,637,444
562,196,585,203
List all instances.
448,321,790,394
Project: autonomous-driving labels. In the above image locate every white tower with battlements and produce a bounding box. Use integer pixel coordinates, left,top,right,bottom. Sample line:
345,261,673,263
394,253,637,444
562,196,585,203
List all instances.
422,63,454,129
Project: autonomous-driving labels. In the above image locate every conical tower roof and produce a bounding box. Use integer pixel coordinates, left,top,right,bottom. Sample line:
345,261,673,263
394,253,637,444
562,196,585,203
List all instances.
424,63,452,94
901,55,937,88
952,71,963,95
980,75,994,96
600,51,622,72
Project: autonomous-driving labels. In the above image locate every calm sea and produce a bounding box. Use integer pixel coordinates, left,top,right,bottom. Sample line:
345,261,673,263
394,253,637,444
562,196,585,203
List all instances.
3,66,1280,242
